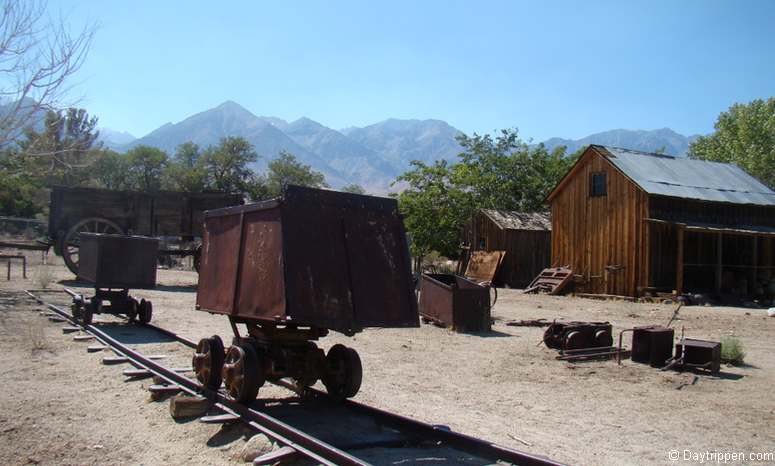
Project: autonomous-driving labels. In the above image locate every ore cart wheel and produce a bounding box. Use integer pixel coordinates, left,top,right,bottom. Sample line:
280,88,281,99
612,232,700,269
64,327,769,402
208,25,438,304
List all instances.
223,344,263,403
127,299,139,322
83,299,98,325
193,335,225,390
138,299,153,324
71,297,84,321
323,344,362,401
59,217,123,275
594,328,613,347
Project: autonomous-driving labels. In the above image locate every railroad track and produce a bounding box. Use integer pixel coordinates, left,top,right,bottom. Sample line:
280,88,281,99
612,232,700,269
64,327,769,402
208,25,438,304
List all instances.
25,289,564,466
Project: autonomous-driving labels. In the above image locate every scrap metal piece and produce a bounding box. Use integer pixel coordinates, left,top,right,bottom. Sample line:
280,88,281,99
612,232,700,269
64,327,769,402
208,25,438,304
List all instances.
524,267,573,294
463,250,506,284
543,321,613,350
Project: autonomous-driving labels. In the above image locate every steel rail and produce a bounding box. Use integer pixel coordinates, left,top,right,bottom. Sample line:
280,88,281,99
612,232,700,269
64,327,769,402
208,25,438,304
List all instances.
27,290,369,466
49,288,565,466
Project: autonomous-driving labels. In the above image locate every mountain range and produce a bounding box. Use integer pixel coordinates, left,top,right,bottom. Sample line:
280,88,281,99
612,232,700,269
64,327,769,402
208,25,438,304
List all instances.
99,100,701,192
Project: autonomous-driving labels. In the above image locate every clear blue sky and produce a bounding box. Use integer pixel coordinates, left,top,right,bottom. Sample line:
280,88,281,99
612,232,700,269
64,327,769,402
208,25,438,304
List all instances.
51,0,775,141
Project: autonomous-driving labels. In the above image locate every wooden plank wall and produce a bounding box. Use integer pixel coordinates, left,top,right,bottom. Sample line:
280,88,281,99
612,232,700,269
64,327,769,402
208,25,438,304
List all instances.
550,148,649,296
467,212,551,288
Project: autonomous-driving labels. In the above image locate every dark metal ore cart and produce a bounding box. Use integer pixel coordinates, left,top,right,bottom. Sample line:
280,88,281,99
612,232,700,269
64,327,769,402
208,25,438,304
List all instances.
49,186,242,275
192,185,418,403
71,233,158,325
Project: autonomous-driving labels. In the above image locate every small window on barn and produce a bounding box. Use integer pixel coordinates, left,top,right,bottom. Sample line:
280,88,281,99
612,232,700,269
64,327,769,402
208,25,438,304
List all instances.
478,237,486,249
590,172,607,197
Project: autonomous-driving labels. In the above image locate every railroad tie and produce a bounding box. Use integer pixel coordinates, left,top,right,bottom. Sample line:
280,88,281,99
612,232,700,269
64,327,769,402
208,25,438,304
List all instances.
200,413,241,424
253,446,298,466
103,355,166,365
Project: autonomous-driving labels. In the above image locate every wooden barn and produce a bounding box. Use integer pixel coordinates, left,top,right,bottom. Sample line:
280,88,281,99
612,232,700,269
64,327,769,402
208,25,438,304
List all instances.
547,145,775,299
464,209,551,288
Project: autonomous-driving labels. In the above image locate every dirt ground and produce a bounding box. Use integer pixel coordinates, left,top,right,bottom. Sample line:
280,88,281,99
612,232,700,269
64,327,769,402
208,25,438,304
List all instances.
1,253,774,466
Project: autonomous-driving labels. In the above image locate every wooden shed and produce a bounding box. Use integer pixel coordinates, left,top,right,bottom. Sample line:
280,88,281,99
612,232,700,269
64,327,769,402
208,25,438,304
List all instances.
464,209,551,288
547,145,775,299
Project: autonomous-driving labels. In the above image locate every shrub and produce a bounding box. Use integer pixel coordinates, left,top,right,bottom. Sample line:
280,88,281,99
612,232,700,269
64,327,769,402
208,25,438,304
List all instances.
720,336,746,366
35,265,55,289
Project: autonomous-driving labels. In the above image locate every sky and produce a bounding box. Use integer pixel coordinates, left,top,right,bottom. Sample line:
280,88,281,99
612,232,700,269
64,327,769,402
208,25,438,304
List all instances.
49,0,775,141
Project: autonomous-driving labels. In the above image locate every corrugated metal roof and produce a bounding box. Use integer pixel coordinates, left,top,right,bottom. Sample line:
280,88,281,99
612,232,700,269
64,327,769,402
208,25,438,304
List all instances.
595,145,775,206
481,209,551,231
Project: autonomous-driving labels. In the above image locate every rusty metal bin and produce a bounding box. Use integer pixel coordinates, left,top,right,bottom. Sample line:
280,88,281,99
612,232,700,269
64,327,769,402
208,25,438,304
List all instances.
77,233,158,289
195,185,418,335
675,338,721,374
418,273,491,332
631,325,674,367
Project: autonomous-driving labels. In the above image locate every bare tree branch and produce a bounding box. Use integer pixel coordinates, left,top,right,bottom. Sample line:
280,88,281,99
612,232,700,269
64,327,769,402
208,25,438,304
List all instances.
0,0,95,147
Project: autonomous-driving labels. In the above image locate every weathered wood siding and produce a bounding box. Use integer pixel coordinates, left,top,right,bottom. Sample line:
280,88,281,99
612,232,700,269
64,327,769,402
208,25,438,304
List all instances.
466,212,551,288
549,148,649,296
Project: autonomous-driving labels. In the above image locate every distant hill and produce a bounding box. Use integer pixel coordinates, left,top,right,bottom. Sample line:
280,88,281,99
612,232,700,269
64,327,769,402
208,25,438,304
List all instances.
98,128,136,149
100,100,703,192
119,101,350,187
541,128,700,156
344,118,464,169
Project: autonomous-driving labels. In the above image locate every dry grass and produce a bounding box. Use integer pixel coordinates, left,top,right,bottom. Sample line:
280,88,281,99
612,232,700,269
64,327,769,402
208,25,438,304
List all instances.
27,320,49,352
34,265,55,289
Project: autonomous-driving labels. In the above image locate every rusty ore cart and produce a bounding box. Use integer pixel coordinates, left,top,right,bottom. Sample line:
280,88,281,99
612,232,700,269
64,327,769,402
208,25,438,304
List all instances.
192,185,419,403
49,186,242,275
71,233,158,325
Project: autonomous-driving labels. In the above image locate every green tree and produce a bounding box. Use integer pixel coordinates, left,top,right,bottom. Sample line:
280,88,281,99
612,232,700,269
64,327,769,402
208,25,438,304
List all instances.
92,150,131,190
394,160,473,261
163,142,207,192
453,129,571,212
263,151,328,197
125,145,169,191
394,128,572,263
689,98,775,187
341,183,366,194
18,108,101,186
201,137,258,192
0,149,42,216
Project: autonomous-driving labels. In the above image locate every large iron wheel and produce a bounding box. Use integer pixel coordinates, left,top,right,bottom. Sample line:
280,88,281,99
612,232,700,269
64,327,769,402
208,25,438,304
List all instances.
193,335,225,390
222,344,263,403
60,217,123,275
138,299,152,324
322,344,362,401
82,299,99,325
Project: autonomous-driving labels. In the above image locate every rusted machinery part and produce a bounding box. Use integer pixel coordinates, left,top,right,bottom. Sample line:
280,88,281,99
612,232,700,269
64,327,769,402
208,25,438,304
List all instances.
59,217,123,275
617,328,635,365
322,344,362,401
138,299,153,324
563,330,585,350
594,328,613,347
193,335,225,390
223,344,264,403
